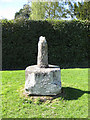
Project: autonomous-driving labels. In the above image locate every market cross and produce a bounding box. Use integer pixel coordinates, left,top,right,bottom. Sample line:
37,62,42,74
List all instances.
25,36,62,95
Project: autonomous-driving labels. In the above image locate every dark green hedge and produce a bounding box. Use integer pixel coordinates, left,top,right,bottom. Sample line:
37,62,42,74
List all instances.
2,19,89,70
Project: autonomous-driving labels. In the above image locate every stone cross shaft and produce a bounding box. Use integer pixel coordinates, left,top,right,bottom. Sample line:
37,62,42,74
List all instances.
37,36,48,68
25,36,61,95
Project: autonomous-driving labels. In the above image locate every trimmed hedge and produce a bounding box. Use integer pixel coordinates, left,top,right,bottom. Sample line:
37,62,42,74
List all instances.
2,19,89,70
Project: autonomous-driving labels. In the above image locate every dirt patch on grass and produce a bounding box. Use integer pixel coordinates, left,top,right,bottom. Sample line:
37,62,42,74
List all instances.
19,87,66,103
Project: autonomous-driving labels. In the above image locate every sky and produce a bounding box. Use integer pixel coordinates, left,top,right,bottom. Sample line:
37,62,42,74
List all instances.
0,0,84,20
0,0,28,19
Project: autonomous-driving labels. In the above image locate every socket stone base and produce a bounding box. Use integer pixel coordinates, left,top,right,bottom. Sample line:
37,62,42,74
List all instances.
25,65,61,95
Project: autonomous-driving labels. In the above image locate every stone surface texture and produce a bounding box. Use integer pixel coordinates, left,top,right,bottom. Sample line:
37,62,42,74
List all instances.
37,36,48,68
25,36,61,95
25,65,61,95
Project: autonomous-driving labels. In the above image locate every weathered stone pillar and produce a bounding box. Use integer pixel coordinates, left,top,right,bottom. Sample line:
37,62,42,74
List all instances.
25,36,61,95
37,36,48,68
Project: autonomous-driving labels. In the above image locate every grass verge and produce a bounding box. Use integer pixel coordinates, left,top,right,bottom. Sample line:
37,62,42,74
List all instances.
1,68,89,118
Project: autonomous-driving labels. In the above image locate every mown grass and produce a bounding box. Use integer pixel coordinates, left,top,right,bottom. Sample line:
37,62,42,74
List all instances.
1,68,89,118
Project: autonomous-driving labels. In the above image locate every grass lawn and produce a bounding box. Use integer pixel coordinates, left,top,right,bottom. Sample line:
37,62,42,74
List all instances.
1,68,89,118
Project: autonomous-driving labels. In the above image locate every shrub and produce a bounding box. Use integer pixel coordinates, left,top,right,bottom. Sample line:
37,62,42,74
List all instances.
2,19,89,70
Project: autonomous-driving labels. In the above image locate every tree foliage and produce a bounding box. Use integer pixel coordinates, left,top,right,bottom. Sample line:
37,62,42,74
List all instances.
64,0,90,20
30,2,46,20
30,1,70,20
74,1,90,20
15,4,31,19
14,1,90,20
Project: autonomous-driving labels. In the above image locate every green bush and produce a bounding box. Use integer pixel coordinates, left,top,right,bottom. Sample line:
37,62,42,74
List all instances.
2,19,89,70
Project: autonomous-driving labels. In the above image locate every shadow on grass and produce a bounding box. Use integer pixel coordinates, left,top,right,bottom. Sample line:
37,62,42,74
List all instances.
60,87,90,100
27,87,90,101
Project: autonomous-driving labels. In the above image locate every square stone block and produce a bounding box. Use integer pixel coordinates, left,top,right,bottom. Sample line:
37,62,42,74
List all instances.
25,65,61,95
